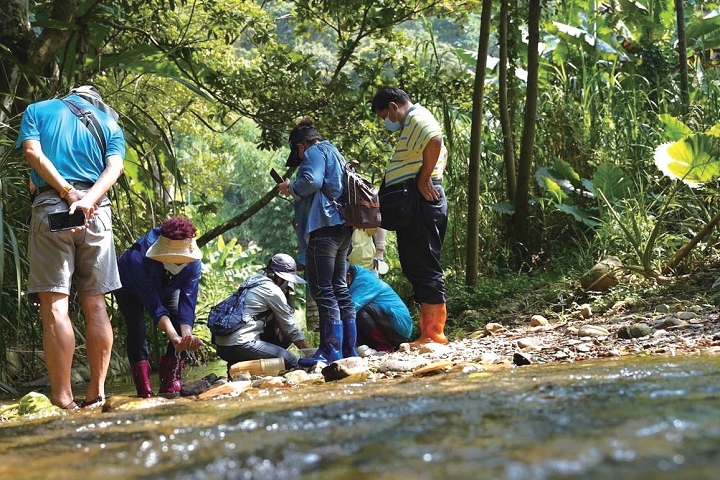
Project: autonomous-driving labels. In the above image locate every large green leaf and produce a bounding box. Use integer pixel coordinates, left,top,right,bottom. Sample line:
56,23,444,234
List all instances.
592,163,635,202
547,22,620,60
654,134,720,188
686,12,720,44
556,204,601,227
540,176,567,204
657,114,692,142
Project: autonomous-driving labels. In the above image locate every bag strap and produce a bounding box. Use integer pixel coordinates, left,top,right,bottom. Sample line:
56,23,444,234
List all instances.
61,98,107,159
321,149,348,208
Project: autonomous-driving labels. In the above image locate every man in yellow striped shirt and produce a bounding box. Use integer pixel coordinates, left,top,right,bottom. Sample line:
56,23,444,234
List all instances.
371,87,449,346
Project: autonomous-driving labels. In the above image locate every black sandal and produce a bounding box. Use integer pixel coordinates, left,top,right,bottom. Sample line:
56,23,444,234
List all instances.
61,399,79,410
79,395,104,409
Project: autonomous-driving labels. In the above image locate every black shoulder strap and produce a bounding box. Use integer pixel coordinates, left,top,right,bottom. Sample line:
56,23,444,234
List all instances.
61,98,107,159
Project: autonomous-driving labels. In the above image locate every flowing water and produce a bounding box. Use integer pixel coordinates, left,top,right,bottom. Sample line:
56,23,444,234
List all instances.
2,355,720,480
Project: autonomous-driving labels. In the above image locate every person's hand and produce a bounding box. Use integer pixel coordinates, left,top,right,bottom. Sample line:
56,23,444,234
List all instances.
66,189,95,232
171,324,204,352
172,334,203,352
418,177,439,201
277,178,291,196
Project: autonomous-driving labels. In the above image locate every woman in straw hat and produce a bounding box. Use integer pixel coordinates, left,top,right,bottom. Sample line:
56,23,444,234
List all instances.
114,217,204,398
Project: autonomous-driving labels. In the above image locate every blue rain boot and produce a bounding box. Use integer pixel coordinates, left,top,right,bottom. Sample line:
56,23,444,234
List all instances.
299,319,343,368
342,317,359,358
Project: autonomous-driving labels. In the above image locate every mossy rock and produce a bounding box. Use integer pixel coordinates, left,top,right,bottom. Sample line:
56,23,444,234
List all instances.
580,257,622,291
18,391,59,416
617,323,654,339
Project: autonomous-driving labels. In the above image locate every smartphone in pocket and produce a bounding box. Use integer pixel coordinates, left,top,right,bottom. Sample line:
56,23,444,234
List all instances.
48,210,86,232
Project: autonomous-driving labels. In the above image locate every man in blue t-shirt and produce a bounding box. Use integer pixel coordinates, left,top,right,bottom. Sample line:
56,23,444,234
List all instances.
15,85,125,410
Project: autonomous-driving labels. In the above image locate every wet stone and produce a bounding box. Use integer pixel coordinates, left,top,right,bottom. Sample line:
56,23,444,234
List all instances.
513,352,532,366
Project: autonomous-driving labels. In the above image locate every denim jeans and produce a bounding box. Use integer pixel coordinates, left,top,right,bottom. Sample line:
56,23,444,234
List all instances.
115,288,184,363
305,224,355,322
215,324,298,374
396,183,448,305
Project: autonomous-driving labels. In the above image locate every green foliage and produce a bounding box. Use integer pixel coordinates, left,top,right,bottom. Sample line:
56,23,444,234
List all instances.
445,270,562,331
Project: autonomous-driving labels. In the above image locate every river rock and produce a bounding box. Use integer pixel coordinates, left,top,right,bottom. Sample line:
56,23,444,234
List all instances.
106,395,173,411
656,318,689,330
485,323,505,334
254,376,285,389
418,343,452,355
530,315,548,327
181,374,219,397
412,361,454,376
617,323,654,339
579,304,592,319
479,351,500,365
322,357,369,382
513,352,532,366
676,311,697,320
577,325,609,337
197,380,252,400
284,369,310,383
378,358,422,373
517,337,539,349
17,392,58,417
580,256,622,291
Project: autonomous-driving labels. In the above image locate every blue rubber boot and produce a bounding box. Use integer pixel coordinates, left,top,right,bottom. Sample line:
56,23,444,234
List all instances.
342,318,359,358
299,319,343,368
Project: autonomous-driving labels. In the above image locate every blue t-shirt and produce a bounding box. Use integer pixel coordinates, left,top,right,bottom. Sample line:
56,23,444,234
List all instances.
15,94,126,188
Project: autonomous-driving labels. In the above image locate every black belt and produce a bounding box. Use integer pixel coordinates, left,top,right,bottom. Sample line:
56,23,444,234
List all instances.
36,182,93,194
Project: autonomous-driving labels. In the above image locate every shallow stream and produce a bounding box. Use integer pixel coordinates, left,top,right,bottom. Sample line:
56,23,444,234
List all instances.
1,355,720,479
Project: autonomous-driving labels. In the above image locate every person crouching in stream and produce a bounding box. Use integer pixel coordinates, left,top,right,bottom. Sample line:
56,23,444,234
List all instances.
114,217,204,398
213,253,312,378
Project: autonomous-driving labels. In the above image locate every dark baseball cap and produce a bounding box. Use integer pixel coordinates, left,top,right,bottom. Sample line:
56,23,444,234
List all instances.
285,126,318,167
267,253,306,284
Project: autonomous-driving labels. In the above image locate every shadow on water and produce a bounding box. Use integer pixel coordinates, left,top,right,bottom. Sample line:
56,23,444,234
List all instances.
2,355,720,479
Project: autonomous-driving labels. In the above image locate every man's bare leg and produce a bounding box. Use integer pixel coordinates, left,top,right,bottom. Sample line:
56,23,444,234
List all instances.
80,294,113,403
38,292,75,408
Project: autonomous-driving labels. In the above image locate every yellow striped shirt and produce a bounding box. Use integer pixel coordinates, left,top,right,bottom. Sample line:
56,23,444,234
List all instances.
384,104,447,186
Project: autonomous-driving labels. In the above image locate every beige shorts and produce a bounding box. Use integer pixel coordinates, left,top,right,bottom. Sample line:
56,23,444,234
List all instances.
28,191,121,297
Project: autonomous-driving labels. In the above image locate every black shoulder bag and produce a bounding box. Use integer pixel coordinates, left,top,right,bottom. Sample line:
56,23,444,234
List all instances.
61,99,107,158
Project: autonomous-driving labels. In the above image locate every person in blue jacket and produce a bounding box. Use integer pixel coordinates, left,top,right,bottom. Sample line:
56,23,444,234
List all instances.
115,217,204,398
277,116,357,367
347,264,412,352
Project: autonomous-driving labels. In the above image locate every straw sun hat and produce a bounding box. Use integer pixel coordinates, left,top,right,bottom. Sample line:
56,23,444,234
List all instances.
146,235,202,264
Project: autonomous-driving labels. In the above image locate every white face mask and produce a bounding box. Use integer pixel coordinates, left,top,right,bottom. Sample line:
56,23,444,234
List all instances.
384,117,402,132
163,263,187,275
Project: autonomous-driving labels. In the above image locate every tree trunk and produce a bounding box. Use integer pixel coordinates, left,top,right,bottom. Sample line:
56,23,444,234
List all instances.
465,0,493,287
675,0,689,116
511,0,541,259
499,0,516,202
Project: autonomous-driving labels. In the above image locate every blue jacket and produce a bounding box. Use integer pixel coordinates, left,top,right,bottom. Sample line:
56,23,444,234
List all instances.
289,140,346,250
116,227,201,327
348,265,412,338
